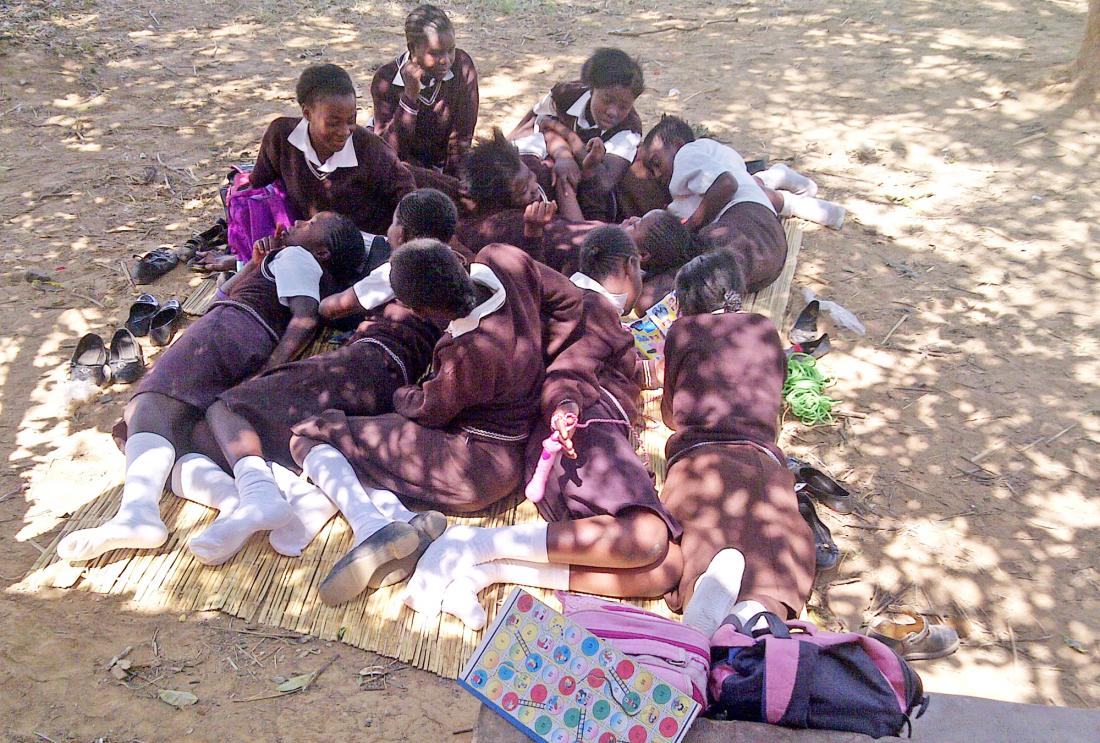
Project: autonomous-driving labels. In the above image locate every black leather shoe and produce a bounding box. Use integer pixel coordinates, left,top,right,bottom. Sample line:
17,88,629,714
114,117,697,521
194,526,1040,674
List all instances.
70,333,109,386
789,300,820,345
178,219,227,263
124,293,159,337
130,248,180,285
149,299,181,347
787,457,853,514
797,491,839,571
108,328,145,383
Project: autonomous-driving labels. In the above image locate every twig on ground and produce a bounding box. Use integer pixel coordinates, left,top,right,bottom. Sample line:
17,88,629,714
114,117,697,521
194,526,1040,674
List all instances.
69,289,105,308
609,18,739,37
35,733,59,743
119,260,136,290
881,313,910,344
207,625,303,641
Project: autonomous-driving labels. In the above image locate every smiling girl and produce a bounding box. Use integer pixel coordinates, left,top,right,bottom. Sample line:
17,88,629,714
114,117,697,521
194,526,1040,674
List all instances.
250,63,415,234
371,5,478,178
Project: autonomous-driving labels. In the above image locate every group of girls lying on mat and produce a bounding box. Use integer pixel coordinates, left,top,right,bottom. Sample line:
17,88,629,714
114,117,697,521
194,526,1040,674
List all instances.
61,4,838,637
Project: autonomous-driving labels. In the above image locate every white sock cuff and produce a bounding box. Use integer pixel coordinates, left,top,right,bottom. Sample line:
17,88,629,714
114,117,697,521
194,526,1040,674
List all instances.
171,453,219,496
233,455,271,480
126,431,175,459
731,599,769,629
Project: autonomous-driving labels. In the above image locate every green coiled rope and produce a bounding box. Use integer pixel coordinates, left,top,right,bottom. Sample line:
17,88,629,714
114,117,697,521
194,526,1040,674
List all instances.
783,353,838,425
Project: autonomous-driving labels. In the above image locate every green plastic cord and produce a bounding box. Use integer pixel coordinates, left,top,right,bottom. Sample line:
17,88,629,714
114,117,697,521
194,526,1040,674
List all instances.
783,353,838,425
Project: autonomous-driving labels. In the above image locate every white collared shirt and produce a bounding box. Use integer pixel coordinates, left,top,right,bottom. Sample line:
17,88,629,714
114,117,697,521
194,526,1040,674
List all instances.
570,272,628,315
447,263,506,337
287,117,358,174
352,262,394,310
268,245,323,305
528,88,641,162
667,138,775,224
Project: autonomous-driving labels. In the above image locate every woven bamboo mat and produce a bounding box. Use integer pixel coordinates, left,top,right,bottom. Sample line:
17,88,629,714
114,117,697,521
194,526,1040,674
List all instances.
17,222,802,679
180,275,219,316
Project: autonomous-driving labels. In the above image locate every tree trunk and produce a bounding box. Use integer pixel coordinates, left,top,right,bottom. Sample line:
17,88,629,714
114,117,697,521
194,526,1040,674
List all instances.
1076,0,1100,96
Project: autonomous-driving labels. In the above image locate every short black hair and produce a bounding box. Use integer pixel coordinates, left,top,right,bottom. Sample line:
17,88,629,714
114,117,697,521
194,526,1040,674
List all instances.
320,213,369,289
296,64,356,107
463,127,523,210
579,225,637,280
396,188,459,242
635,210,701,273
674,249,746,316
581,48,644,99
390,238,478,318
643,114,695,149
405,4,454,49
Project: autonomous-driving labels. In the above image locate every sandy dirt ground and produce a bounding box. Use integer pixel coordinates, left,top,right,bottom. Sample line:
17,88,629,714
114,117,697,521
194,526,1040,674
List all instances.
1,0,1098,739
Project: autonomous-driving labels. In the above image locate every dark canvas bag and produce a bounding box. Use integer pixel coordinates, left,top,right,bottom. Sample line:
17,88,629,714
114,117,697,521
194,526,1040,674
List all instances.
708,612,929,738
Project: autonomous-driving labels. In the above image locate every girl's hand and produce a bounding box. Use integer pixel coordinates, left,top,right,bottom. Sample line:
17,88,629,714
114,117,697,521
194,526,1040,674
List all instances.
551,155,581,191
523,200,558,237
400,56,424,102
550,400,580,459
251,224,287,264
581,137,605,176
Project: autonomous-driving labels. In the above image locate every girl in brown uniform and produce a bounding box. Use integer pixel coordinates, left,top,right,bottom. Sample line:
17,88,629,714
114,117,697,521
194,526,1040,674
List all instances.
417,225,682,629
371,4,478,178
57,213,365,564
660,249,816,637
285,240,585,605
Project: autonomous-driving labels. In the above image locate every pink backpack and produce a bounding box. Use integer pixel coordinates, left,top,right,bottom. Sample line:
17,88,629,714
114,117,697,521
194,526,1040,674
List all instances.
225,170,297,263
557,591,710,706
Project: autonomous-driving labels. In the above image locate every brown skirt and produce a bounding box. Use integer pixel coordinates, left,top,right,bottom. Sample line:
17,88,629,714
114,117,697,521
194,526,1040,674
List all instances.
291,409,526,515
134,304,276,412
662,442,815,619
524,397,681,539
218,339,408,472
699,201,787,293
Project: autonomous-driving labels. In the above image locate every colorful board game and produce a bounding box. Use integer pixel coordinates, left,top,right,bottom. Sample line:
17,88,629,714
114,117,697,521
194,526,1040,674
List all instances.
458,588,701,743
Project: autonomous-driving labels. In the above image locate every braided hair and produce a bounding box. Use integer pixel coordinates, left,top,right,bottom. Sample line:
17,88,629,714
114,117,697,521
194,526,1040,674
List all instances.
295,64,356,107
579,225,638,281
635,210,703,273
463,127,523,211
396,188,459,242
581,48,644,98
405,4,454,49
642,114,695,150
321,213,369,289
674,248,745,316
390,238,478,318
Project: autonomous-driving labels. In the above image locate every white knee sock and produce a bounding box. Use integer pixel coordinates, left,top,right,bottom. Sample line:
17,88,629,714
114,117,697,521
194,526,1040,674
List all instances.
187,455,293,565
368,487,417,523
403,523,549,617
170,453,239,513
758,163,818,197
441,558,571,630
730,599,770,632
682,549,746,638
57,432,174,561
268,463,337,557
779,192,846,230
300,444,393,546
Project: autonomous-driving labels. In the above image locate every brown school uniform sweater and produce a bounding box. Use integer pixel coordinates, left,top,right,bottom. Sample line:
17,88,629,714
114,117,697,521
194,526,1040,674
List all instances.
250,117,415,234
222,253,335,338
351,299,442,380
541,290,643,426
392,243,585,442
371,49,479,176
661,312,787,462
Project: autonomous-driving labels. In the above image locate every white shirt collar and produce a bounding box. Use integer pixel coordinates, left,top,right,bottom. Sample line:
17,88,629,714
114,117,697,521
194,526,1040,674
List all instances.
566,89,596,131
570,272,628,314
287,118,358,173
392,51,455,87
448,263,506,337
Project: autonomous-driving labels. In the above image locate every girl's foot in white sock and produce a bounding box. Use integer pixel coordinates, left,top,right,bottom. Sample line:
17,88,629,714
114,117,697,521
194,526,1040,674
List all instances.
57,432,174,561
188,456,293,566
760,163,818,197
441,559,570,630
780,193,846,230
267,464,337,557
730,599,770,632
403,523,549,618
682,548,746,638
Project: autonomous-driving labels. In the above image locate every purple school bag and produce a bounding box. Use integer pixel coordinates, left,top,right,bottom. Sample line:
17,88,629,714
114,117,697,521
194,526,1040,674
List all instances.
557,591,711,706
224,167,297,263
708,612,929,738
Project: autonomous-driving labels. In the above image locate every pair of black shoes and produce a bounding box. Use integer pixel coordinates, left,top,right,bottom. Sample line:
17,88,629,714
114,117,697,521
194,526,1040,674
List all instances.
125,293,180,346
787,300,831,359
70,330,144,386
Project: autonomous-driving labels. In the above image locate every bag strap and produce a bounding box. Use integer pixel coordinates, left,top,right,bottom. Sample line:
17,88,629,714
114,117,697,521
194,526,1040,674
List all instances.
748,612,792,639
761,635,802,724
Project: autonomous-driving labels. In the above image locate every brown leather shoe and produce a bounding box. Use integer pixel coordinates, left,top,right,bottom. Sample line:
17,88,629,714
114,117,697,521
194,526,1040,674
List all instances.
866,607,960,661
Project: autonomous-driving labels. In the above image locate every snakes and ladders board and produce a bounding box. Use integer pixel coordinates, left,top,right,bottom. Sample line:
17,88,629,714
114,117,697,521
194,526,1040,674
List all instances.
458,588,700,743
